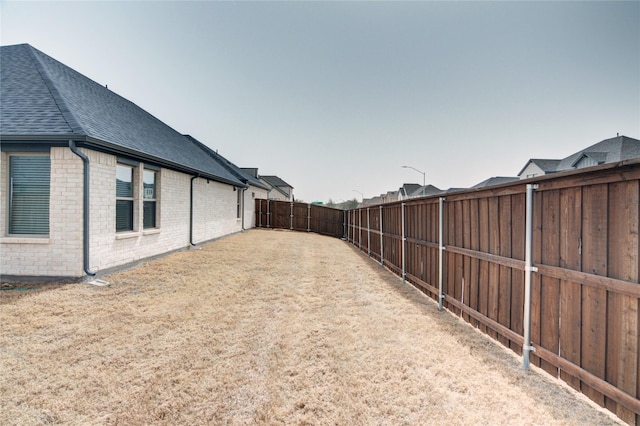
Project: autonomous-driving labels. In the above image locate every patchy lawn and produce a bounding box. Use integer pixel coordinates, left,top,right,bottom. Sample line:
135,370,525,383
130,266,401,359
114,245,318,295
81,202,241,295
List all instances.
0,229,622,425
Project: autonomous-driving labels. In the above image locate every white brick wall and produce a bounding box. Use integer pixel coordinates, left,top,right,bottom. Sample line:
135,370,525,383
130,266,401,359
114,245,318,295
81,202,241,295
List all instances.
243,185,269,228
1,147,84,277
1,147,245,279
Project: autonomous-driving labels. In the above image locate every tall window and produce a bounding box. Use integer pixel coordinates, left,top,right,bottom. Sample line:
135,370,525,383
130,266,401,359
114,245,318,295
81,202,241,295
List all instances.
8,155,51,235
143,169,157,229
116,164,134,232
237,188,242,219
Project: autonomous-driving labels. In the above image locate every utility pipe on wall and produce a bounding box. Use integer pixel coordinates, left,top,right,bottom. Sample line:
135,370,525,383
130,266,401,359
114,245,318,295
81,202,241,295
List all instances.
523,184,538,369
241,188,246,231
68,141,96,277
438,197,445,310
189,175,200,246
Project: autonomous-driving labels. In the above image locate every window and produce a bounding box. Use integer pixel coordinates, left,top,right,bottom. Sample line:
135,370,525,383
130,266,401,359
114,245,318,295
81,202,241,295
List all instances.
116,164,134,232
236,188,242,219
143,169,157,229
8,155,51,235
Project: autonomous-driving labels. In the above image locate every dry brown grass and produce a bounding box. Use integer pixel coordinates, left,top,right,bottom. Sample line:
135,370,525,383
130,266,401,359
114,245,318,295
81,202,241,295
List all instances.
1,229,623,425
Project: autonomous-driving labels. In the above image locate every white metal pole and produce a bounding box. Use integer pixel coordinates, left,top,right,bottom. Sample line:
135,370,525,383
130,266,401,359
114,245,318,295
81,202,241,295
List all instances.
290,202,294,230
523,184,538,369
307,203,311,232
438,197,445,310
367,208,371,257
380,205,384,266
266,199,270,228
402,202,406,283
259,199,262,227
359,209,362,249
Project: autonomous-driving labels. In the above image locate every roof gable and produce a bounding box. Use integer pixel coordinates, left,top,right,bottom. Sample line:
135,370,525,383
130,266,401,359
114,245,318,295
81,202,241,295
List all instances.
399,183,422,197
557,135,640,171
410,184,443,197
517,159,560,176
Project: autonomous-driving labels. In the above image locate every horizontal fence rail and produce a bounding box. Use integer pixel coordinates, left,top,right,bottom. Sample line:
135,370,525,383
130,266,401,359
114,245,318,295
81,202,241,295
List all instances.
255,199,345,239
259,159,640,425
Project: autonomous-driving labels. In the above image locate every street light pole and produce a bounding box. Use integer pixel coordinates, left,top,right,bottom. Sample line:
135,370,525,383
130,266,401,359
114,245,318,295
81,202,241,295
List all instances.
401,165,426,196
352,189,364,202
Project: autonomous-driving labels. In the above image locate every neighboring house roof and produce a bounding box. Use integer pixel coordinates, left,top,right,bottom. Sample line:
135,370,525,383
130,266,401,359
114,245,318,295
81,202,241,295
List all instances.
409,184,443,197
472,176,520,188
518,136,640,177
556,135,640,171
260,175,293,198
184,136,269,190
260,175,293,189
571,152,607,167
241,168,259,179
517,159,561,176
362,196,383,206
399,183,422,198
0,43,244,187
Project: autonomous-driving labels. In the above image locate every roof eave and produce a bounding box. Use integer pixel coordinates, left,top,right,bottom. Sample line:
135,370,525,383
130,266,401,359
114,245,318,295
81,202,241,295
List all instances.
1,134,246,188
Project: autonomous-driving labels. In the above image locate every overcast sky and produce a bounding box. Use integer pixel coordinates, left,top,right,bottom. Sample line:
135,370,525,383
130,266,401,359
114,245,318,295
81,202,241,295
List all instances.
2,1,639,203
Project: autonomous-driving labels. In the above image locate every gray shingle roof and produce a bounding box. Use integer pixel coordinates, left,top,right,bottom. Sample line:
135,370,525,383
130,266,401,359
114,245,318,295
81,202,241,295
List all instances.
184,135,269,190
557,135,640,171
1,43,244,186
409,184,443,197
472,176,520,188
518,136,640,176
399,183,422,197
260,175,293,189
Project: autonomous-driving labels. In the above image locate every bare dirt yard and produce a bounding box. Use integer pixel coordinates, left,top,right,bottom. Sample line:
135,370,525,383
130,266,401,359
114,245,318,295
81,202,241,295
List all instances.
1,229,623,425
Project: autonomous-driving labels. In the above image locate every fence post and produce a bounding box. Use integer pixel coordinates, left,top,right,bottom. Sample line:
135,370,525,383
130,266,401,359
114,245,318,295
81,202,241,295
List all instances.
267,199,270,228
523,184,538,369
290,202,294,230
380,205,384,266
438,197,445,310
307,203,311,232
259,199,263,228
367,208,371,257
359,209,362,250
343,210,347,239
402,202,406,283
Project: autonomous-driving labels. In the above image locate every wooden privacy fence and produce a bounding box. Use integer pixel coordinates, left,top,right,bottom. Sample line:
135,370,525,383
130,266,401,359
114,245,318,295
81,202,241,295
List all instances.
347,160,640,425
255,160,640,425
254,199,345,238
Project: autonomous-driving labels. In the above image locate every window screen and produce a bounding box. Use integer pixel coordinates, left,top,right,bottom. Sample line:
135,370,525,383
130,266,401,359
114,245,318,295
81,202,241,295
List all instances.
116,164,134,232
9,156,51,235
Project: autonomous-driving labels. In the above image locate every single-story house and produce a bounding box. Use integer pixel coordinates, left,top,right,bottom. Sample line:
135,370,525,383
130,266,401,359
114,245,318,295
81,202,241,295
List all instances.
0,43,270,281
518,135,640,179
